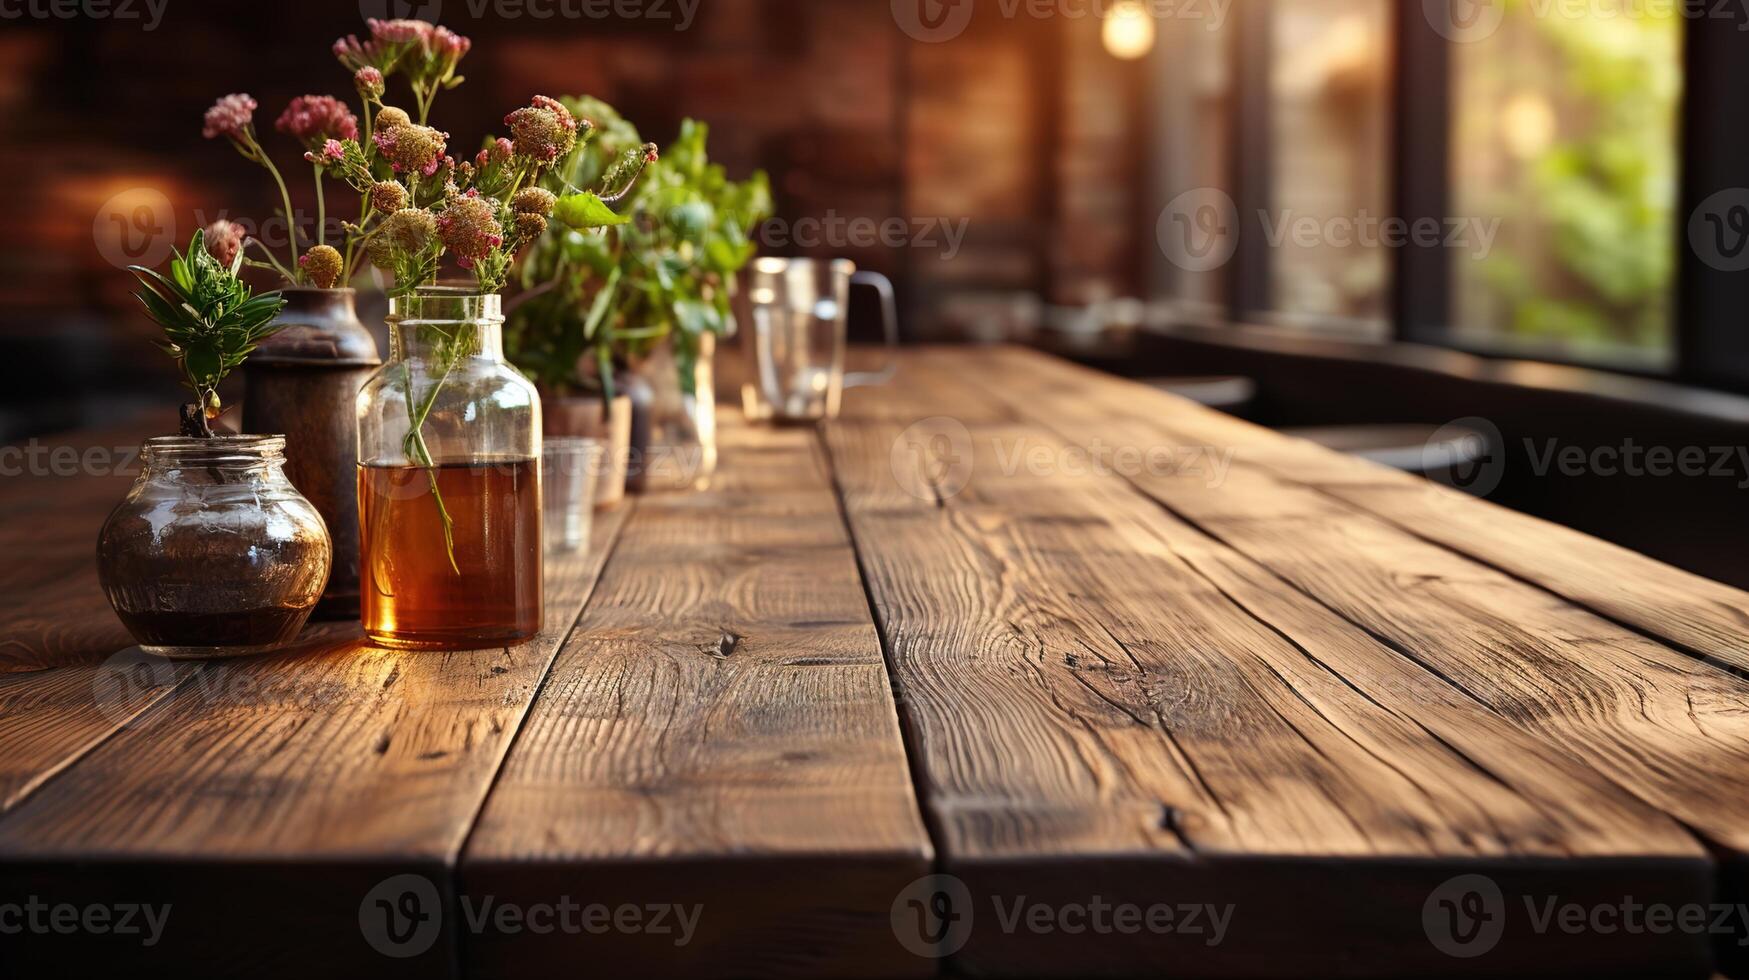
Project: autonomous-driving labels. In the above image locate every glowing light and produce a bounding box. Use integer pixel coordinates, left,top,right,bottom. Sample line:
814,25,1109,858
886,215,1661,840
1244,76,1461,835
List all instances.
1102,0,1156,61
1502,92,1557,160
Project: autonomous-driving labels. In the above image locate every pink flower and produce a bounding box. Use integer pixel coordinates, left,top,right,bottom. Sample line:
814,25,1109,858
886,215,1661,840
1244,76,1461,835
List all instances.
367,18,434,44
332,33,385,72
304,137,350,167
373,123,448,176
475,137,514,169
354,67,385,98
276,95,359,147
204,219,247,267
436,190,504,264
202,93,257,141
503,95,579,163
431,25,471,59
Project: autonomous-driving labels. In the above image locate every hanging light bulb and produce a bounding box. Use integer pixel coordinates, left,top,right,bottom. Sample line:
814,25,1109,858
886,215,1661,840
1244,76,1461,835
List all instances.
1103,0,1156,60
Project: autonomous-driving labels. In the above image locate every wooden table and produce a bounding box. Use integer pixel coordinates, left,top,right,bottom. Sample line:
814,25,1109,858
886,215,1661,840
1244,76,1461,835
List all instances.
3,346,1749,978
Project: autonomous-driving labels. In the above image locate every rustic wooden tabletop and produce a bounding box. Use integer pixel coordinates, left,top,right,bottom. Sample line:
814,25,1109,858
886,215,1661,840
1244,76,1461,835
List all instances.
2,346,1748,978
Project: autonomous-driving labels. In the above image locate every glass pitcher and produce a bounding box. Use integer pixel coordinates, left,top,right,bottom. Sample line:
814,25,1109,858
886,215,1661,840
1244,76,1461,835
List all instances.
741,258,898,423
356,287,543,651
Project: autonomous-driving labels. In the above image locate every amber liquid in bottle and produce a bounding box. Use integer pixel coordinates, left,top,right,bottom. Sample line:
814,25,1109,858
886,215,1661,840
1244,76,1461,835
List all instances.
358,459,543,650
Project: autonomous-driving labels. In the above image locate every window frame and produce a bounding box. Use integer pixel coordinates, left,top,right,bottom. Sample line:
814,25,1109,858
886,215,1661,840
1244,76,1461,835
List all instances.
1190,0,1749,392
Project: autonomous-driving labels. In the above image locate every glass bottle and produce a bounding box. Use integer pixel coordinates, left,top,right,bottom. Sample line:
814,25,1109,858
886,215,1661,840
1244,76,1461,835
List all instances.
96,435,332,660
356,287,543,651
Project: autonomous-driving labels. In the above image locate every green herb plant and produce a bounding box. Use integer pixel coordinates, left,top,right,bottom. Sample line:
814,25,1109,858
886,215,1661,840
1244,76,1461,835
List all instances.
506,99,773,412
129,230,287,438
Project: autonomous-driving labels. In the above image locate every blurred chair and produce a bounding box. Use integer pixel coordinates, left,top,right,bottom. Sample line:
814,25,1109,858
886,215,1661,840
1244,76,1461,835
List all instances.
1144,376,1258,414
1283,423,1491,478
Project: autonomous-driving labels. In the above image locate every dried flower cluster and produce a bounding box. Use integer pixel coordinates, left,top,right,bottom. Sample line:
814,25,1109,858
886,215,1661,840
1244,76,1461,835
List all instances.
275,95,359,147
198,18,478,288
200,18,657,298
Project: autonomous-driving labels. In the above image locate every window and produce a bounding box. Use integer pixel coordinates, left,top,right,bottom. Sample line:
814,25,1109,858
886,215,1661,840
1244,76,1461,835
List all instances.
1266,0,1392,337
1150,13,1232,323
1146,0,1714,383
1447,0,1681,367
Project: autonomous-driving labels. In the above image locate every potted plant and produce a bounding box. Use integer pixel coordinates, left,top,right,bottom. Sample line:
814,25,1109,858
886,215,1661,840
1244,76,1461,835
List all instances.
97,232,332,660
510,99,772,494
503,103,658,508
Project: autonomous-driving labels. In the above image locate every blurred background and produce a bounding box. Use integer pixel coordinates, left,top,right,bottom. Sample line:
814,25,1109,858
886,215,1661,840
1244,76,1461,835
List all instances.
5,0,1749,583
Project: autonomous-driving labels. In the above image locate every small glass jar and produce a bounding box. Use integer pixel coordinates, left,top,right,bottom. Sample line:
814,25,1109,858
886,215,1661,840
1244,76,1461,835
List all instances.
96,435,332,660
356,287,543,651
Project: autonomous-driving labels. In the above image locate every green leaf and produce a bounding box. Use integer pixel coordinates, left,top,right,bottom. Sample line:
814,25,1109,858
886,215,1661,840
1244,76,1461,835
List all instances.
184,345,223,386
672,298,723,337
583,267,621,342
553,192,631,230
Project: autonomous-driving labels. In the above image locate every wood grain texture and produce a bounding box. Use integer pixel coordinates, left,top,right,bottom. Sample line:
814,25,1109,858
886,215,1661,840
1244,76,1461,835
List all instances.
952,346,1749,974
0,421,185,815
824,354,1714,978
462,420,932,980
0,509,629,980
976,345,1749,672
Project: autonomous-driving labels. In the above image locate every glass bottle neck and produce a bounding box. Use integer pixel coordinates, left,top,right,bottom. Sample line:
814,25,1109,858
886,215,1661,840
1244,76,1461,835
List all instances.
389,321,505,362
385,288,506,364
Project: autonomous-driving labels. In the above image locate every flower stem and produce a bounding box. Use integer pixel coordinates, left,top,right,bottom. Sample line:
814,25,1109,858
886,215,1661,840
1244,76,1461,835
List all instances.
246,237,296,282
400,334,464,575
246,129,300,274
314,166,327,248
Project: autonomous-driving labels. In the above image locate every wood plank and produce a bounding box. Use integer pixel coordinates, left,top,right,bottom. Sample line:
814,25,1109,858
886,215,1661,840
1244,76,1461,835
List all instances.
952,345,1749,973
0,507,629,979
0,420,185,816
824,355,1713,978
461,421,932,980
977,345,1749,674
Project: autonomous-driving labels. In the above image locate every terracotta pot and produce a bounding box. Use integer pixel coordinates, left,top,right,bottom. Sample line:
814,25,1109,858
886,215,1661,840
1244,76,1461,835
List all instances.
543,391,632,509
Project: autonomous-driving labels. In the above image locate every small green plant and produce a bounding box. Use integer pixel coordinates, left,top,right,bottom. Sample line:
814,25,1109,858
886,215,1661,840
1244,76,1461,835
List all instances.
129,230,287,438
506,98,773,407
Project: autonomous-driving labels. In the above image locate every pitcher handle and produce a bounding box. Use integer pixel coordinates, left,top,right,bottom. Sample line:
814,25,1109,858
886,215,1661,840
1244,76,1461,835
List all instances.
844,270,899,388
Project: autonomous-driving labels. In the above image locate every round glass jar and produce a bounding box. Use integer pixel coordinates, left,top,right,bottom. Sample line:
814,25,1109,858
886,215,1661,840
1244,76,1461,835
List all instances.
96,435,332,660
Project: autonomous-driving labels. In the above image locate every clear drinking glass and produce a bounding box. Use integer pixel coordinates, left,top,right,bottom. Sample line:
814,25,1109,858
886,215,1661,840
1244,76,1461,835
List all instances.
741,257,898,423
542,437,603,553
628,333,719,493
355,287,544,651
